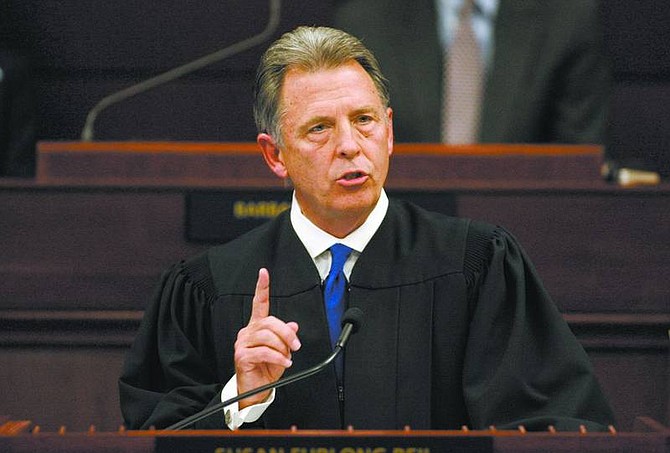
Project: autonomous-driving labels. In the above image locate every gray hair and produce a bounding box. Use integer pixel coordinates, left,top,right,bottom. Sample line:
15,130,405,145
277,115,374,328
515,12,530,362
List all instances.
253,26,390,145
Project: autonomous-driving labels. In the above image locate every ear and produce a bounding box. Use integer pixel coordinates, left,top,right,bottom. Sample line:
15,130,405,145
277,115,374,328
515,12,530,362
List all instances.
386,107,394,156
258,133,288,179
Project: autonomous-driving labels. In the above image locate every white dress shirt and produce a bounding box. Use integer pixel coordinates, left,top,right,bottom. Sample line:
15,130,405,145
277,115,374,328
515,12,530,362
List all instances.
222,190,389,429
435,0,500,68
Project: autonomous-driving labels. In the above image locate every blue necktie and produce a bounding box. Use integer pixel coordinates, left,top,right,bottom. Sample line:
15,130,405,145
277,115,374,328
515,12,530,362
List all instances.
324,243,353,350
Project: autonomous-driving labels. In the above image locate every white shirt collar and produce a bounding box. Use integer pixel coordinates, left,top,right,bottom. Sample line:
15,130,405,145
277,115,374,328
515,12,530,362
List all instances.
436,0,500,64
290,189,389,279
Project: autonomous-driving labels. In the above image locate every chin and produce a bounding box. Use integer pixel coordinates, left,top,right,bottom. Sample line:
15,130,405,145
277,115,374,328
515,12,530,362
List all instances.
333,192,378,215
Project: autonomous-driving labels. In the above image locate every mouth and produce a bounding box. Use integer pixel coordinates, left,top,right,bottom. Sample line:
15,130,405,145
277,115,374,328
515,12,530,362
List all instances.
337,170,369,186
342,171,366,180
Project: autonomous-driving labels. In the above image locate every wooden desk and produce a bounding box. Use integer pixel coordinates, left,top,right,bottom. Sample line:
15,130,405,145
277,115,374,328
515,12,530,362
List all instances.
1,421,668,453
1,142,667,432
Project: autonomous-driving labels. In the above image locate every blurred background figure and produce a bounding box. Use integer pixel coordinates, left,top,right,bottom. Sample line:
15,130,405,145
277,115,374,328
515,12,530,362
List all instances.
333,0,612,144
0,36,36,177
601,1,670,179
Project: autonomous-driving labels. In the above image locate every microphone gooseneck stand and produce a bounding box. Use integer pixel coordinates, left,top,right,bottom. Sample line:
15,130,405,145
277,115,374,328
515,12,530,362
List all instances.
165,307,364,431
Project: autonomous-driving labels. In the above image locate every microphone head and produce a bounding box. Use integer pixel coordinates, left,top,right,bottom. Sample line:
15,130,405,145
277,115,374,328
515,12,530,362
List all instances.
341,307,364,334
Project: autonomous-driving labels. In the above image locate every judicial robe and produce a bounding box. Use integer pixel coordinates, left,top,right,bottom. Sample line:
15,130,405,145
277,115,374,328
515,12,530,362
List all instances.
119,199,615,430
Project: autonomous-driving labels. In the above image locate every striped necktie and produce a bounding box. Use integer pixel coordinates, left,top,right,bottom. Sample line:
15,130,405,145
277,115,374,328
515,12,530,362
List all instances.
442,0,484,143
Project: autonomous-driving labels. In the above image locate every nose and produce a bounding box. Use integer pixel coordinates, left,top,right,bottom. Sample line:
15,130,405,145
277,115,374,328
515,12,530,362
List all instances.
334,122,361,158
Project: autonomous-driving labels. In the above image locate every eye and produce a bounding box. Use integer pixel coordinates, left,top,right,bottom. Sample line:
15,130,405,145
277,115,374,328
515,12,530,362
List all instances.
308,123,326,133
356,115,373,124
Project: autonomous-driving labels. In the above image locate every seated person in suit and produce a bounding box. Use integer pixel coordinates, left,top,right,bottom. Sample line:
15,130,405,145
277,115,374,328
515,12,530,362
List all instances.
333,0,612,144
0,45,36,177
119,26,615,431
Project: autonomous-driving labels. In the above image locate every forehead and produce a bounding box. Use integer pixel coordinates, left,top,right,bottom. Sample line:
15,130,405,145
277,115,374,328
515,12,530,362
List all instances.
280,60,382,111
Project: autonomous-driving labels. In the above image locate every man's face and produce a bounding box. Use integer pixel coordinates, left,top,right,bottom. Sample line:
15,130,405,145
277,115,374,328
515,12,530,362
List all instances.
259,60,394,236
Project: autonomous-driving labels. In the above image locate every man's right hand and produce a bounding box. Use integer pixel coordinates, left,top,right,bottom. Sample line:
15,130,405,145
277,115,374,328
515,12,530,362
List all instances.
233,268,301,409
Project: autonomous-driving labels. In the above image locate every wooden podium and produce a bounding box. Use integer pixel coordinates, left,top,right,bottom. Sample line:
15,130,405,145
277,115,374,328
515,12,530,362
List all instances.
1,418,668,453
1,142,668,433
35,141,606,187
29,140,670,314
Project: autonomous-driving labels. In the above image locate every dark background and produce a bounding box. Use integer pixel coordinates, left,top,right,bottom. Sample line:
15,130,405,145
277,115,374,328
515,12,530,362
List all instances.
0,0,332,146
0,1,669,175
0,0,668,434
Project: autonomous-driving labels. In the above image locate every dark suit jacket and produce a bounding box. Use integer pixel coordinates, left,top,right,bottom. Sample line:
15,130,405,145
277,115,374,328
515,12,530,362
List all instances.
0,48,36,177
119,200,614,431
332,0,611,143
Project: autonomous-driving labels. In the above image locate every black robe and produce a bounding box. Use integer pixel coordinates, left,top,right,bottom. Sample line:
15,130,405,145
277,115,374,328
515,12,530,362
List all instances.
119,199,615,430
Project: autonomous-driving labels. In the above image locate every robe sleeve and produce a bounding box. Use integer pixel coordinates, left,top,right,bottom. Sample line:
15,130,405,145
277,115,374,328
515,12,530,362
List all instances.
118,257,226,430
462,224,616,431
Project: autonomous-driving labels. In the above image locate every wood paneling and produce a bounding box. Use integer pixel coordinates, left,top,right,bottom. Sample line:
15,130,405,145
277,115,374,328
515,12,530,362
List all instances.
1,145,667,431
458,191,670,312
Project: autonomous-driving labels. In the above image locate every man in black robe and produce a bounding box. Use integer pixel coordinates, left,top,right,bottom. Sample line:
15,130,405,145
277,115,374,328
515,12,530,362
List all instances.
119,26,614,431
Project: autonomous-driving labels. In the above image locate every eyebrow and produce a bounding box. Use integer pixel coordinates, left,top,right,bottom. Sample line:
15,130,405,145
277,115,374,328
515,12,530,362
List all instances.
350,106,379,117
297,105,383,135
298,116,331,135
306,106,379,125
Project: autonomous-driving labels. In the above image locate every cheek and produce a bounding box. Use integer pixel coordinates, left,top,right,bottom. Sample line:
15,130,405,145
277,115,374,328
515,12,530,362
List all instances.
287,153,327,182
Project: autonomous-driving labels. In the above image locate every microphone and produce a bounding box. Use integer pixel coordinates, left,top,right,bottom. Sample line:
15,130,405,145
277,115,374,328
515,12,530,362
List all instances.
165,307,365,431
601,161,661,187
80,0,281,141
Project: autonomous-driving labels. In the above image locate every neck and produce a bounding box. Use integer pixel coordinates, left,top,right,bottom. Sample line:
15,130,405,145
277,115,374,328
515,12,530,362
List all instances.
312,210,370,239
292,190,385,240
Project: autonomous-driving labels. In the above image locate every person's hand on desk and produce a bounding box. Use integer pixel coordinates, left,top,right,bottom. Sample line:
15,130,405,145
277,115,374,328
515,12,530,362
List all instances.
234,268,301,409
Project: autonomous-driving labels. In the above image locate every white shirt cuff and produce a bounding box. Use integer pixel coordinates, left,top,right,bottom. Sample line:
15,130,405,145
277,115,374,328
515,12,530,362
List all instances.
221,374,275,430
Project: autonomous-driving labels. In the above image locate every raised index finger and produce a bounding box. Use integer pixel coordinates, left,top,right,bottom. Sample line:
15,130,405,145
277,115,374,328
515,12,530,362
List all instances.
250,267,270,321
